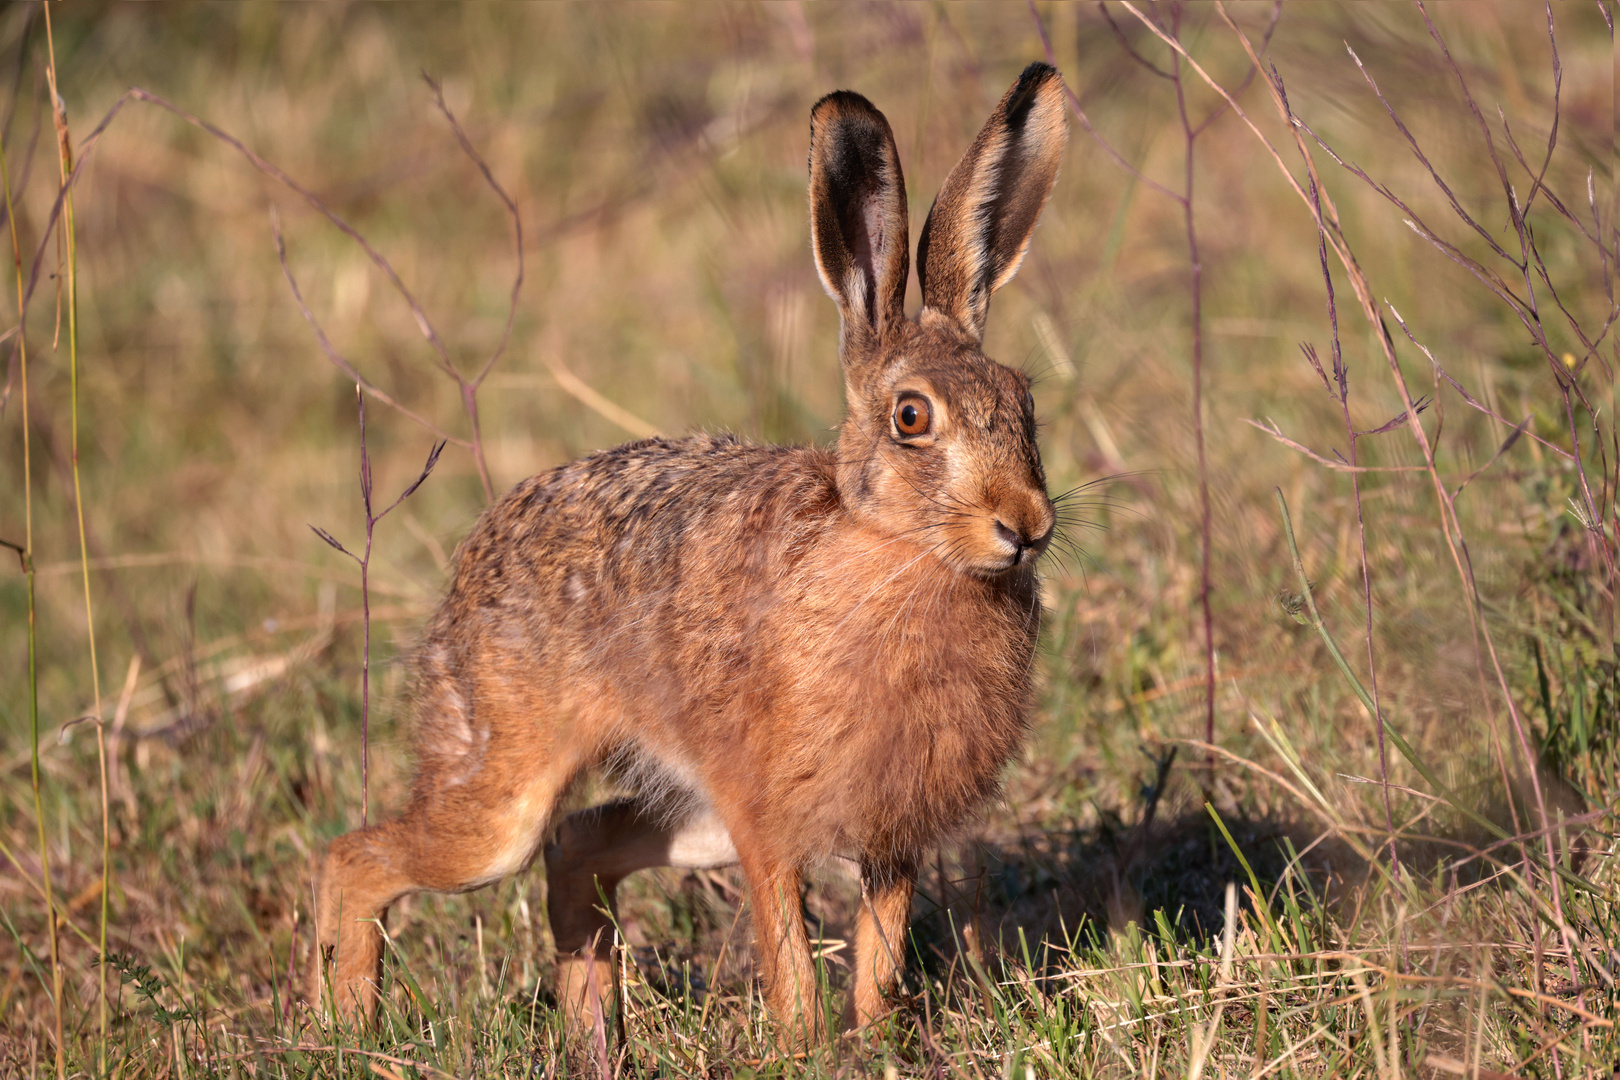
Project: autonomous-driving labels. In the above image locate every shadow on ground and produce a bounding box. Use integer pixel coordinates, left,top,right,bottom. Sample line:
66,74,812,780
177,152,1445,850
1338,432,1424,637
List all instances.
909,803,1349,977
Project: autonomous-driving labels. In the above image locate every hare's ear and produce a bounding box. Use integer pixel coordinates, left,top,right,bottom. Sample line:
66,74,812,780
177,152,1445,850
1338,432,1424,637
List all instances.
808,91,910,347
917,63,1067,343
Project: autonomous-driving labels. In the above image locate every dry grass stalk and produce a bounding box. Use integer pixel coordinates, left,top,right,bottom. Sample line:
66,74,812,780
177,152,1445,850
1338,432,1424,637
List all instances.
0,30,60,1080
41,8,110,1070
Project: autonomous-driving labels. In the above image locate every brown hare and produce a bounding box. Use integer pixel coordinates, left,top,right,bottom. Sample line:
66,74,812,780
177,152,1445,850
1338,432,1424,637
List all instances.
310,61,1068,1045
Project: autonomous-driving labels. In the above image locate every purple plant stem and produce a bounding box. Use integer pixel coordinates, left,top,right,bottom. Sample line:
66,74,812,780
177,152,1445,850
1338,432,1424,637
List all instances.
1305,168,1399,877
358,386,374,826
313,391,441,831
1215,5,1612,996
1032,1,1279,769
1164,3,1219,769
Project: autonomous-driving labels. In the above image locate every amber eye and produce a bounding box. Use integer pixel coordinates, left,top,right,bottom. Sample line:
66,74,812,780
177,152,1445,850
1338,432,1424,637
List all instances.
893,395,933,437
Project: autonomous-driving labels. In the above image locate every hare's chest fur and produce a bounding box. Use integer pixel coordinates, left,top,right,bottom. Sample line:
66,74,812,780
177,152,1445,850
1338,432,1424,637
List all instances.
422,433,1040,859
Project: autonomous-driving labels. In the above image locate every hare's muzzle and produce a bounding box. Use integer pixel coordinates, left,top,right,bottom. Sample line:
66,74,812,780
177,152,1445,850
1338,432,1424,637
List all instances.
992,497,1055,570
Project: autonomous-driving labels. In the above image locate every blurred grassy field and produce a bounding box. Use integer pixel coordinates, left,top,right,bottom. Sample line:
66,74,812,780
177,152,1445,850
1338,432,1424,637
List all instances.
0,3,1614,1076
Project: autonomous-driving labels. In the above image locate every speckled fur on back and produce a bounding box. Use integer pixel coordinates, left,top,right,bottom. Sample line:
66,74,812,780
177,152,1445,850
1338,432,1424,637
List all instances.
310,62,1070,1048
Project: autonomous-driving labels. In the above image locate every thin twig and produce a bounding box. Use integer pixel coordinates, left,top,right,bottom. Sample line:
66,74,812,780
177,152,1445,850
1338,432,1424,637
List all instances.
270,208,467,449
311,388,444,826
1210,3,1610,992
1451,416,1532,500
1160,1,1221,770
1036,0,1282,770
422,74,524,390
18,84,509,501
1028,1,1182,204
1301,159,1398,878
1242,418,1424,473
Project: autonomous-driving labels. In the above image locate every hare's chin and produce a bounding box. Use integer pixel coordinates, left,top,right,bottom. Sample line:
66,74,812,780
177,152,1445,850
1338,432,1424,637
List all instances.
966,551,1039,577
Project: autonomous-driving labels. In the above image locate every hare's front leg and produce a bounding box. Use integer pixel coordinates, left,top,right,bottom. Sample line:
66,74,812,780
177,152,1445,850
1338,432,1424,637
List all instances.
545,799,737,1036
851,858,916,1026
735,849,823,1047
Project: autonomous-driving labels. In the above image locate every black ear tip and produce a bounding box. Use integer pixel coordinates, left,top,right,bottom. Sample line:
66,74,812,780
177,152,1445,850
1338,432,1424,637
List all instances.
811,90,881,124
1005,62,1064,126
1018,61,1060,85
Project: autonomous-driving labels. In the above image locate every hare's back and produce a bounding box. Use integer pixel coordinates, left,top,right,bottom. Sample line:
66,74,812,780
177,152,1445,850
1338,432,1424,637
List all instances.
438,433,839,634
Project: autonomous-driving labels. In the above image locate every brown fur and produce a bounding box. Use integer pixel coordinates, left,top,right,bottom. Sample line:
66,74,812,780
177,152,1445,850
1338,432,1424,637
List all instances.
309,62,1069,1046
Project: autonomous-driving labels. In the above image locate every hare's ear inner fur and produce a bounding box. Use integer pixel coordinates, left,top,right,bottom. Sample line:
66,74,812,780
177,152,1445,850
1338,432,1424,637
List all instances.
917,62,1068,343
808,91,910,348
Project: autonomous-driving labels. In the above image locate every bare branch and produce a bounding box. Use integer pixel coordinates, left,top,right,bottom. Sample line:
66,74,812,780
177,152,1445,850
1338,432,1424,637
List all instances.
1343,41,1518,268
1190,0,1282,139
270,209,468,448
1121,3,1312,222
375,440,448,523
423,74,525,390
1357,396,1430,439
1097,1,1173,79
123,88,460,380
1452,417,1531,500
1386,304,1575,460
1408,3,1598,416
1028,0,1183,204
1243,417,1424,473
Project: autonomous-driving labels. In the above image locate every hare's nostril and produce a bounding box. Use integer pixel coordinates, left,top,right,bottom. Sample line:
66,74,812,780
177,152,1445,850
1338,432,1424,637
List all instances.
994,519,1023,550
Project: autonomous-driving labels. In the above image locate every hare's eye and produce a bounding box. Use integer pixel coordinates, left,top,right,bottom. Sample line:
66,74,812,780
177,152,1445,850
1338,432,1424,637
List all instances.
893,395,932,437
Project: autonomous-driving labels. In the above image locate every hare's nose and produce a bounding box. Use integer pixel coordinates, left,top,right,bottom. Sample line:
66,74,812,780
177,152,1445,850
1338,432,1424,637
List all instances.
995,517,1051,562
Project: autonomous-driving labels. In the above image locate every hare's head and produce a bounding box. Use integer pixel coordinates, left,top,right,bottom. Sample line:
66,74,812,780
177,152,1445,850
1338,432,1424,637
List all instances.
809,64,1068,579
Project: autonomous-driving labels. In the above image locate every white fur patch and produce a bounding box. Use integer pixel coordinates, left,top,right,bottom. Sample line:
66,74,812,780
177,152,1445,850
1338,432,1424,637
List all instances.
666,807,738,869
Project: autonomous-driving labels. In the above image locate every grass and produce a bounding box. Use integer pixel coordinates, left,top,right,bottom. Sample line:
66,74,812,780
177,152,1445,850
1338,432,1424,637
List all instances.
0,3,1615,1076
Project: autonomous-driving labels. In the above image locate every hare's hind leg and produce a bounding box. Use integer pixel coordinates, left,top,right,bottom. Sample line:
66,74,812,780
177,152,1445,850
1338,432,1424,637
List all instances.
545,799,736,1034
309,819,415,1021
312,761,577,1022
312,663,583,1023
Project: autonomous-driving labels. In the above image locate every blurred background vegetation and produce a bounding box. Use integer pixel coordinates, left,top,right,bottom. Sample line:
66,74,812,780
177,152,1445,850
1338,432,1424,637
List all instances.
0,3,1613,1076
